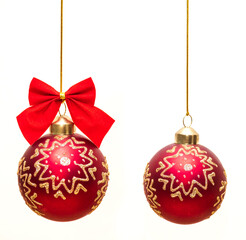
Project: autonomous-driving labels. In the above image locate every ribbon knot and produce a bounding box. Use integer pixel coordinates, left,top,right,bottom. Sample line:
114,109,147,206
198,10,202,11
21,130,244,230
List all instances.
17,77,114,147
60,92,66,101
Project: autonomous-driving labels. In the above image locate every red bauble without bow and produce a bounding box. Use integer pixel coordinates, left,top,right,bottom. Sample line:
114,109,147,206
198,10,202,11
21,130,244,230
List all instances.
143,128,227,224
17,116,109,222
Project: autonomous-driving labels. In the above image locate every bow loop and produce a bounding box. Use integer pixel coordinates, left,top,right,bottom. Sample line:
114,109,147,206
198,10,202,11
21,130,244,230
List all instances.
66,78,96,105
17,77,114,147
29,78,60,105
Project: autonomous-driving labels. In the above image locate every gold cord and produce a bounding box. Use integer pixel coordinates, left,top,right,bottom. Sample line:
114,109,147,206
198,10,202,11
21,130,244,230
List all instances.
186,0,189,116
60,0,63,93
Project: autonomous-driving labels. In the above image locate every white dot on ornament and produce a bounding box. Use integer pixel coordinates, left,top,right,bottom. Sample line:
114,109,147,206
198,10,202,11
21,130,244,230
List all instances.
188,181,191,184
203,165,205,168
183,175,186,178
57,176,59,180
78,170,81,174
71,154,74,156
177,170,180,173
184,163,193,171
180,163,183,166
49,170,52,174
60,169,63,173
68,168,71,172
180,154,183,156
78,150,81,153
60,157,71,166
184,158,187,160
176,180,179,183
191,171,193,175
198,175,200,178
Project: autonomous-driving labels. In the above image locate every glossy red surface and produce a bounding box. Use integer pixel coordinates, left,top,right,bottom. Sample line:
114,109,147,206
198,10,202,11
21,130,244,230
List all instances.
144,143,227,224
18,133,109,222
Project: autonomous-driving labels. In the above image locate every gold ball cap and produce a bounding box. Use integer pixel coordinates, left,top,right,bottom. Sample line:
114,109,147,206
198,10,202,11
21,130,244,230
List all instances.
49,115,76,135
175,127,199,145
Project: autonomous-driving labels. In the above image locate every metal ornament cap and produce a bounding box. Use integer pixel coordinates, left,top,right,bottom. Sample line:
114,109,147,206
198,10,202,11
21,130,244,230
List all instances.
49,115,76,135
175,127,199,145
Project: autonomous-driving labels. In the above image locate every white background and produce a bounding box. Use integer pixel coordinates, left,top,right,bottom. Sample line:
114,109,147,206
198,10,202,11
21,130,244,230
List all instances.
0,0,245,239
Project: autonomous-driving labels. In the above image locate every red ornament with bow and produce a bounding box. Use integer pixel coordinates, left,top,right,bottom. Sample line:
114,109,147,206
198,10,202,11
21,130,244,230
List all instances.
17,77,114,221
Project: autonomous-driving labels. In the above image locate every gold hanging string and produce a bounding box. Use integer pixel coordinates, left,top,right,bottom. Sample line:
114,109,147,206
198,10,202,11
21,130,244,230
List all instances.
183,0,192,127
60,0,63,94
59,0,66,114
186,0,189,116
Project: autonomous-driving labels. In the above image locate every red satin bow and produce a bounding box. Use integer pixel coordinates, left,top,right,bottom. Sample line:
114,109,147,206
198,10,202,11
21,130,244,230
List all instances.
17,77,114,147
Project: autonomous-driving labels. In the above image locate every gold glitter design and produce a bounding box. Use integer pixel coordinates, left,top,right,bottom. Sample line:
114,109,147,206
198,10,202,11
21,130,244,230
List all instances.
207,158,218,167
90,158,110,213
211,171,227,215
144,164,162,216
17,157,25,174
182,145,194,150
71,137,85,145
18,158,43,216
208,172,216,186
88,167,97,180
190,187,202,198
23,161,30,172
219,180,227,192
30,148,39,159
171,191,183,201
38,139,50,148
157,145,218,201
40,183,49,194
27,174,37,187
88,149,98,161
158,178,169,190
54,135,68,141
31,138,98,198
18,136,102,216
54,190,66,200
74,183,87,194
166,146,176,153
195,146,207,154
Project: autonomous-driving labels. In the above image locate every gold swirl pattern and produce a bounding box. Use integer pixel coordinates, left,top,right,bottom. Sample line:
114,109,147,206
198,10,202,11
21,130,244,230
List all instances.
211,171,227,215
90,158,110,213
166,146,176,153
157,145,218,201
18,157,44,216
144,164,161,216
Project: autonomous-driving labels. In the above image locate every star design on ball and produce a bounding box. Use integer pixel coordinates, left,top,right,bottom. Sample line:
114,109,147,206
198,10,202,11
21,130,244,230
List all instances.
31,137,98,200
156,145,218,201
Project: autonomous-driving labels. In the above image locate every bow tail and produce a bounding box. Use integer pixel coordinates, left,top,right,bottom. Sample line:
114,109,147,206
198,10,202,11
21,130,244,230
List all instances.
66,99,115,147
17,101,61,145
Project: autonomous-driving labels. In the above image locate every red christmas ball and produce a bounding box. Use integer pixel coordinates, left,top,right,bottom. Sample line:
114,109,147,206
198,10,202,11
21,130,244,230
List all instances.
17,116,109,222
143,142,227,224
